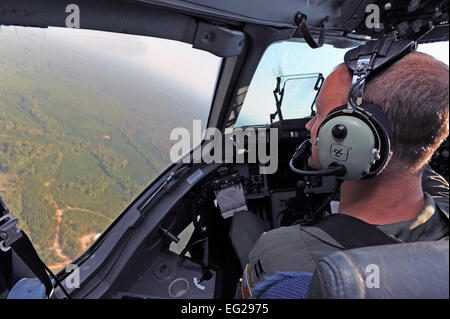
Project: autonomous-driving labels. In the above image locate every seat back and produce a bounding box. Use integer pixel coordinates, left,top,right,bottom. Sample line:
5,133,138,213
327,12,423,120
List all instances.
306,241,449,299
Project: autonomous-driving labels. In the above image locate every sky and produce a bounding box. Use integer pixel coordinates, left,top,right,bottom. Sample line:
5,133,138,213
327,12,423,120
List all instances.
0,26,223,103
418,41,449,65
1,25,448,127
51,28,223,101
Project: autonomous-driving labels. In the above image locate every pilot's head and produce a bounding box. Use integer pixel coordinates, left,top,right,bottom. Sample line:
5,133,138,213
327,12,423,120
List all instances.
305,64,351,169
305,51,449,176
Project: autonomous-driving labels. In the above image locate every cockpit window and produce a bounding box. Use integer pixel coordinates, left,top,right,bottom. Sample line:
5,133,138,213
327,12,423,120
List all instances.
417,42,449,65
0,26,222,270
235,41,348,127
236,40,449,127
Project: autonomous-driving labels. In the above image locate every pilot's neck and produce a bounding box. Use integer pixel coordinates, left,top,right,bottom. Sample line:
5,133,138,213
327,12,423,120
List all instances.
338,167,425,225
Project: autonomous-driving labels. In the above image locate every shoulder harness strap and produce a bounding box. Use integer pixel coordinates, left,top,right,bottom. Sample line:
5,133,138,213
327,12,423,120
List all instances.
312,214,401,249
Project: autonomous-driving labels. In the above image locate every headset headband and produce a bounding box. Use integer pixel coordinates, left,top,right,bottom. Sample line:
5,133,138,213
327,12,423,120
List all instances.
344,37,417,107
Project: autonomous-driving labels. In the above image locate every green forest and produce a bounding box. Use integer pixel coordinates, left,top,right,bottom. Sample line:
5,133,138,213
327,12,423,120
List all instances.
0,28,209,270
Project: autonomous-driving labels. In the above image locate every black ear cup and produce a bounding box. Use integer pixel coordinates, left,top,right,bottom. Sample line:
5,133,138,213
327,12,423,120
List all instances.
315,103,393,180
356,102,394,178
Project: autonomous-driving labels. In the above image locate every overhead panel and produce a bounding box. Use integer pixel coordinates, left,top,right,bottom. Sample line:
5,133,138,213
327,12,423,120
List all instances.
134,0,351,28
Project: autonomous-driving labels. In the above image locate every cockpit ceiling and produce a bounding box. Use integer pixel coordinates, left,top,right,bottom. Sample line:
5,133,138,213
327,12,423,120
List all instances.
1,1,448,45
131,0,352,28
132,0,449,42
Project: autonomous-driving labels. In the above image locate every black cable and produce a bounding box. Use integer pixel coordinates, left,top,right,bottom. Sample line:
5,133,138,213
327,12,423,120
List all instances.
348,73,369,107
179,238,212,283
295,179,343,226
190,187,212,232
289,157,347,177
315,179,342,217
289,139,347,177
179,238,207,258
191,198,201,231
348,51,377,107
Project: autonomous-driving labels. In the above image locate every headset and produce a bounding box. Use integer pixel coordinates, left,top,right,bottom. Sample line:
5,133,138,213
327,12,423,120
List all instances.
290,37,417,180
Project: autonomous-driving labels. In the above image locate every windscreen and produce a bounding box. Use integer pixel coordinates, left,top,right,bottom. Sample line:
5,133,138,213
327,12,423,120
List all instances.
235,41,348,126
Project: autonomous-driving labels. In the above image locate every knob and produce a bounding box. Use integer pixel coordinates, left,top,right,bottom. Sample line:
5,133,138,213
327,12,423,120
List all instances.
296,180,306,190
332,124,347,139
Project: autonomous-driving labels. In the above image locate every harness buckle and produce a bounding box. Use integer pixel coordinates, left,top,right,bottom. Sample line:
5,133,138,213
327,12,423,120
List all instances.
0,214,23,252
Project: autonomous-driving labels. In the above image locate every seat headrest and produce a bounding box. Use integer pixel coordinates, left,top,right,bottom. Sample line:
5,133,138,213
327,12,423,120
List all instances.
306,241,449,299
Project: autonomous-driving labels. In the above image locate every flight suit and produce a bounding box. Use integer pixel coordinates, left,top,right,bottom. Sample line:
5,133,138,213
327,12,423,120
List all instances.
240,166,449,297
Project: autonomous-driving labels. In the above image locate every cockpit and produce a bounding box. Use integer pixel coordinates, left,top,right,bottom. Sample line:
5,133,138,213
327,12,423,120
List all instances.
0,0,448,301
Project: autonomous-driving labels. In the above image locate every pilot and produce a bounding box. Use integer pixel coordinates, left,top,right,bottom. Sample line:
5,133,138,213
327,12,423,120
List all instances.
240,51,449,298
